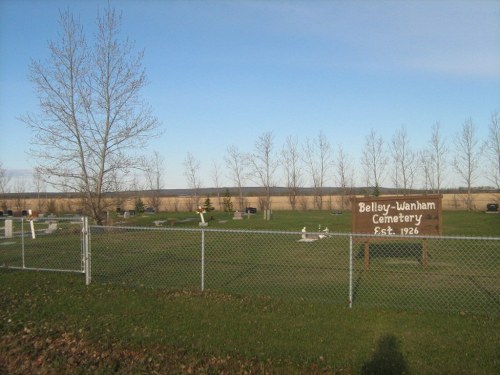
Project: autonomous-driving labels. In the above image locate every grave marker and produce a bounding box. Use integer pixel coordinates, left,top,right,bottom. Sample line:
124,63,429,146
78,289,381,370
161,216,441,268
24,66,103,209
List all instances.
5,219,13,238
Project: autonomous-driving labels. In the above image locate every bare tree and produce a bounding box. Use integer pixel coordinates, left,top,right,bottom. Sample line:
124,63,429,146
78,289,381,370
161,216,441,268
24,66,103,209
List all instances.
335,144,355,209
421,122,447,193
32,168,47,212
484,111,500,190
20,8,159,224
453,119,482,210
142,151,165,212
418,149,433,192
224,145,247,211
302,131,333,209
281,135,303,210
0,163,11,210
210,160,224,211
246,132,278,213
361,129,387,195
12,178,27,211
390,126,416,195
183,152,202,209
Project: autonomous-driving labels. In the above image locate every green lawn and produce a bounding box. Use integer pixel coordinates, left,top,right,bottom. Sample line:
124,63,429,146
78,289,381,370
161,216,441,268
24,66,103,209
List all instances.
1,271,498,374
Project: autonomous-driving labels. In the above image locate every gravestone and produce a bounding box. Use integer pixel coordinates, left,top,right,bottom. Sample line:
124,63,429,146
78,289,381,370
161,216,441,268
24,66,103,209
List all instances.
46,222,58,234
5,219,13,238
233,211,243,220
486,203,498,212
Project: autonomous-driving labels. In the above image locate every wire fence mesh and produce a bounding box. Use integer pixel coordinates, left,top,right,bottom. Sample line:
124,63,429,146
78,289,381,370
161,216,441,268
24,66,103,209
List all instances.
89,225,500,315
0,216,85,273
351,234,499,315
1,218,498,315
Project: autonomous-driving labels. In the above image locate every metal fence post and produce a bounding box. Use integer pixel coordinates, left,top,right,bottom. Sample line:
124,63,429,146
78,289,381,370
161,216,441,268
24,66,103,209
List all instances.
84,216,91,285
201,229,205,292
21,217,25,269
349,234,353,309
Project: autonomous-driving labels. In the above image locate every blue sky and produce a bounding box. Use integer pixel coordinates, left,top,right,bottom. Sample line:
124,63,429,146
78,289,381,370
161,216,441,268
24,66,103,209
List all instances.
1,0,499,190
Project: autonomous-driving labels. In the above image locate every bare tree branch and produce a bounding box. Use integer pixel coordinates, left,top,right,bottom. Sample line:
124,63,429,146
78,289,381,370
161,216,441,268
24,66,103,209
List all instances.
302,131,333,209
19,7,159,223
225,145,247,211
183,152,202,208
281,135,303,210
390,126,416,195
485,111,500,190
361,129,387,195
246,132,278,212
453,119,482,210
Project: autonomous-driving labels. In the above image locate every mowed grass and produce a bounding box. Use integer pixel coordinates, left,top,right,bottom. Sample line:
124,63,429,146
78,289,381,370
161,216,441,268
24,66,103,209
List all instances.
1,209,499,373
1,271,499,374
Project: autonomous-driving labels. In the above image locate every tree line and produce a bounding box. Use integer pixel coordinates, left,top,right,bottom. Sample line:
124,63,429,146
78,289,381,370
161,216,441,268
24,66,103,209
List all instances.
181,117,499,213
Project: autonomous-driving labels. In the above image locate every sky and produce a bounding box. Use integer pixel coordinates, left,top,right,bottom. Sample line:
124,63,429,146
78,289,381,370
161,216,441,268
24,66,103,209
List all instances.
1,0,499,190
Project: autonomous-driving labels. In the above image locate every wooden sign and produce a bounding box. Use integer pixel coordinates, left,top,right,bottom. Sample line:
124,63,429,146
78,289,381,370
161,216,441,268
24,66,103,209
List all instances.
351,195,442,236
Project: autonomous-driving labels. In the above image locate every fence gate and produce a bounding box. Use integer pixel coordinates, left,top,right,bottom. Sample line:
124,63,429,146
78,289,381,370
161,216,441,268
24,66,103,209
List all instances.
0,216,87,275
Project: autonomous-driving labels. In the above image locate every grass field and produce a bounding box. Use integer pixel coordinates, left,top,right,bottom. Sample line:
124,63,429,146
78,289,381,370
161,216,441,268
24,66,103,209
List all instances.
1,210,499,373
1,271,498,374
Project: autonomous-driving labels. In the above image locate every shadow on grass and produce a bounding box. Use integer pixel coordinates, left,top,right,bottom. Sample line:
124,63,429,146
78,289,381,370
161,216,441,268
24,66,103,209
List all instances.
360,334,409,375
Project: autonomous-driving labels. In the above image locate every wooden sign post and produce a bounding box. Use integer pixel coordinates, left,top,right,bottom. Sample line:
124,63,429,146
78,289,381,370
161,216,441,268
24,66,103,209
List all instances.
351,195,442,269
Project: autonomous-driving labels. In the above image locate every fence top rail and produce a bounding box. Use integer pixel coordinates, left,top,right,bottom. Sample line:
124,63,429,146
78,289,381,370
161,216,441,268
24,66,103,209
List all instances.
89,224,500,241
0,216,83,222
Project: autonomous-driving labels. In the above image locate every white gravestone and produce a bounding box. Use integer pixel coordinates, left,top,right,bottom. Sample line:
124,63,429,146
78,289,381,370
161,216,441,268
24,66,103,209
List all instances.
5,219,13,238
197,206,208,227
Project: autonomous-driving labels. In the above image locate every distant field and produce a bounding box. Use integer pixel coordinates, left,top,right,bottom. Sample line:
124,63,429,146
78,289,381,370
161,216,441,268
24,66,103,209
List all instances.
1,191,498,214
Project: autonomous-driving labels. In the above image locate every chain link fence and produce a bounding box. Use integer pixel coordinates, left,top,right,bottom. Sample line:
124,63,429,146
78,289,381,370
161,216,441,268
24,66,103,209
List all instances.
2,219,498,315
89,225,499,315
0,216,86,274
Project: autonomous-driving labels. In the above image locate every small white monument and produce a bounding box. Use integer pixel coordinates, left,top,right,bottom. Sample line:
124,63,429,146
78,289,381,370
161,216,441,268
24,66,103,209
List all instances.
5,219,13,238
233,211,243,220
299,226,316,242
197,206,208,227
28,209,36,239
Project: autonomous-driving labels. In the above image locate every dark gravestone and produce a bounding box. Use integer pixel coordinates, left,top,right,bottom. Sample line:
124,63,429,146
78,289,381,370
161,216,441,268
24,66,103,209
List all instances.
486,203,498,212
